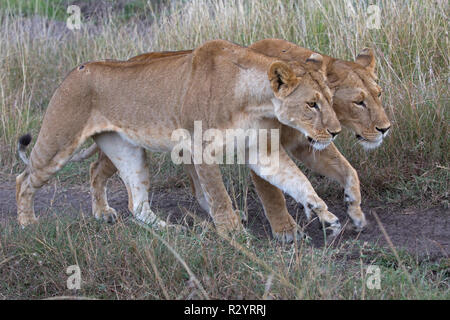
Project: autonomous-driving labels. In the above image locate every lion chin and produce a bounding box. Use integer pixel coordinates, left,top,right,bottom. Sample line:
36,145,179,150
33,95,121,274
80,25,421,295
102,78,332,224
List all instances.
357,135,383,150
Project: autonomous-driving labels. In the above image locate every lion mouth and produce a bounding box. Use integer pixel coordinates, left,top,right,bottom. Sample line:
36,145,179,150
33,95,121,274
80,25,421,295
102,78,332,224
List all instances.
355,134,382,143
307,136,330,150
356,134,383,150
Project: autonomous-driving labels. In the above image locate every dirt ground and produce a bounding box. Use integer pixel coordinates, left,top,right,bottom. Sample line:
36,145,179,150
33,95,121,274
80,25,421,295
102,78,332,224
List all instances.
1,175,448,261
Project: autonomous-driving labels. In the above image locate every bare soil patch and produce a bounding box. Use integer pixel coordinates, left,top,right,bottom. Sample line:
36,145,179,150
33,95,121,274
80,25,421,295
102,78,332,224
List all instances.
1,176,448,261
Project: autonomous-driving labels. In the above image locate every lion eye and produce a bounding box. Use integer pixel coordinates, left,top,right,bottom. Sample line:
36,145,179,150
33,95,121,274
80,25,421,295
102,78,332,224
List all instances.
378,92,382,97
307,102,319,109
354,101,366,108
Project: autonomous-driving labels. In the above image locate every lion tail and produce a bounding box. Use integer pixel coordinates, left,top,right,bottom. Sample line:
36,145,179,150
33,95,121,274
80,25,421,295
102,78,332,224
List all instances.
17,133,32,165
71,143,99,162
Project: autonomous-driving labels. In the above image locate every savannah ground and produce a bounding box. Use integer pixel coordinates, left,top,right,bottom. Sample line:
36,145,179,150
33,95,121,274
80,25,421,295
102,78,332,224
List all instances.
0,0,448,299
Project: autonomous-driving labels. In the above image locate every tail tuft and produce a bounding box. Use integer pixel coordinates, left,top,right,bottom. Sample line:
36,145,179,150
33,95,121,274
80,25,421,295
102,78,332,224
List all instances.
18,133,32,165
19,134,32,147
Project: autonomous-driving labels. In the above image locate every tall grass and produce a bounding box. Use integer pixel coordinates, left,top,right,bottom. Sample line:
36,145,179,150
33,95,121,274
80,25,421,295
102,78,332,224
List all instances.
0,0,448,204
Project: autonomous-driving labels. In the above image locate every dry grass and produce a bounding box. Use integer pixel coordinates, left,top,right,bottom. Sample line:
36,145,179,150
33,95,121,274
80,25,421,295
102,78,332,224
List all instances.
0,0,448,204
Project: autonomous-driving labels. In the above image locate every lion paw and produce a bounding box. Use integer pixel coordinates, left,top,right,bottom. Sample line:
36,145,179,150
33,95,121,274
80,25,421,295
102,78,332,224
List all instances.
273,227,310,244
271,214,309,243
18,214,38,228
135,210,167,230
94,206,118,224
215,210,244,236
103,207,118,224
318,218,342,238
346,206,367,232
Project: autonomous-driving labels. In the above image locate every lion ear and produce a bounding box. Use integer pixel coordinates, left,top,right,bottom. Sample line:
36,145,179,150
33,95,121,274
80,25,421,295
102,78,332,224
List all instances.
355,48,376,73
268,61,300,99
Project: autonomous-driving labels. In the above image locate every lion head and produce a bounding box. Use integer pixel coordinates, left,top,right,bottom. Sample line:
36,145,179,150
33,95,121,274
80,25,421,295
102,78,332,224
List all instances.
268,54,341,150
328,49,391,149
250,39,391,150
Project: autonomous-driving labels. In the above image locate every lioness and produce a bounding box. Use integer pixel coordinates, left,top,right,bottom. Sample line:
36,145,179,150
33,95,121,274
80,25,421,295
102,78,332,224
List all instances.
246,39,391,236
73,39,391,241
16,40,342,236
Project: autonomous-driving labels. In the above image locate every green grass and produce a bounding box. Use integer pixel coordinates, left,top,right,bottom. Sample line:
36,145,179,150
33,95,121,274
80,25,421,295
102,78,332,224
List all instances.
0,214,447,299
0,0,68,20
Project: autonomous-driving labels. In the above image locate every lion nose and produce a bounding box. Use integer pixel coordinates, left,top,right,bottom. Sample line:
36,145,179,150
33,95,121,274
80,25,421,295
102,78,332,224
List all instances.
376,126,390,134
327,129,341,138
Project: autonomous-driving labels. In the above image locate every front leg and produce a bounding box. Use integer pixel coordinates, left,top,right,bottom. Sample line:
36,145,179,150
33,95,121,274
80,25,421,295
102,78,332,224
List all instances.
288,143,366,231
250,170,300,242
249,146,341,237
193,162,243,235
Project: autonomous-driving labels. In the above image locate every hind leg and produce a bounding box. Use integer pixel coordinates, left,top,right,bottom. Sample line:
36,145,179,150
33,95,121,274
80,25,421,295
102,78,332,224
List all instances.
16,136,86,227
89,150,118,223
16,170,39,227
93,132,166,228
184,163,210,212
16,63,110,227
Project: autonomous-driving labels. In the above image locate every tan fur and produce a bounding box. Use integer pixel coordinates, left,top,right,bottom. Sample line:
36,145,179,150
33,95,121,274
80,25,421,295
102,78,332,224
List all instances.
16,40,341,236
75,40,392,240
127,40,391,141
